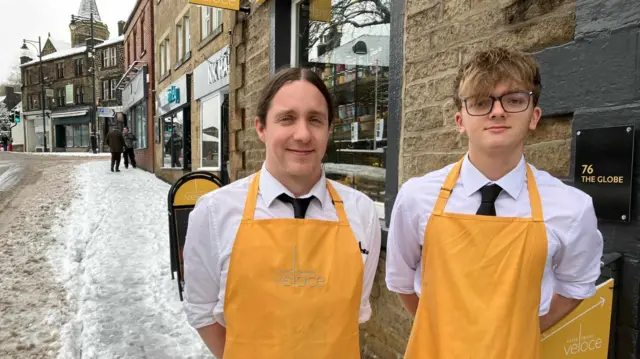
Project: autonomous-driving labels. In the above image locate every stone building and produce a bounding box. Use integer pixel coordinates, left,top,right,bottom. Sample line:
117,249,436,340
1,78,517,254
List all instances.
218,0,640,358
153,0,233,184
95,35,125,152
18,0,121,153
118,0,156,172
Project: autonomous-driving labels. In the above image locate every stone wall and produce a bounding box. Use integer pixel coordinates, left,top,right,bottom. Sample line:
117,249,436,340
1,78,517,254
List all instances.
399,0,577,184
229,1,271,181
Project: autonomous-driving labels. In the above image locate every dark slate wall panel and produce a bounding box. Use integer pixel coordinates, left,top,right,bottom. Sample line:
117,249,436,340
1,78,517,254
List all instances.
576,0,640,38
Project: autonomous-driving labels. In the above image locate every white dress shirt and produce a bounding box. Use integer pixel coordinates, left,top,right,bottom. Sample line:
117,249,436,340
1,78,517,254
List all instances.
183,164,382,329
386,154,604,316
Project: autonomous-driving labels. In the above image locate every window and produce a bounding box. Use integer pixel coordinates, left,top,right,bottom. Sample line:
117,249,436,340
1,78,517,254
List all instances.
127,42,131,66
76,86,84,104
75,58,83,75
103,80,109,100
177,23,183,61
56,63,64,78
64,124,90,147
133,29,137,60
200,93,222,169
165,39,170,71
133,102,148,149
292,0,390,204
140,14,146,53
103,47,117,68
111,80,116,100
185,17,191,54
163,112,184,168
57,88,65,107
160,43,165,75
201,7,222,39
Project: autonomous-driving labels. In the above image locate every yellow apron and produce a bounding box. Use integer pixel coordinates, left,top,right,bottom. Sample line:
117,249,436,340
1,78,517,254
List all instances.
223,171,364,359
405,158,548,359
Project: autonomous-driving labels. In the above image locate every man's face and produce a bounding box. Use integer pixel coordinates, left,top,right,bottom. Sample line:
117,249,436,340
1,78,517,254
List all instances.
455,82,541,153
255,80,331,179
124,128,129,133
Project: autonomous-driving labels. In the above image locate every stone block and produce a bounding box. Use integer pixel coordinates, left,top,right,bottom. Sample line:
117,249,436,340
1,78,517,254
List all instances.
406,0,439,16
401,152,466,184
525,115,572,145
442,0,474,22
406,2,443,31
442,100,459,125
404,82,430,111
524,139,571,178
495,10,576,53
403,106,445,134
402,127,465,154
502,0,574,25
405,47,460,81
428,74,457,103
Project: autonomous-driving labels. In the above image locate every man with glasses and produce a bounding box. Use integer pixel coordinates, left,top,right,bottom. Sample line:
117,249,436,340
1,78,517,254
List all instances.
386,47,603,358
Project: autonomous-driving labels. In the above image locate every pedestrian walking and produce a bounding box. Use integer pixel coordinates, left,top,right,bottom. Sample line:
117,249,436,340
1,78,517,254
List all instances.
1,134,8,152
105,128,125,172
385,47,603,359
182,67,381,359
122,126,137,169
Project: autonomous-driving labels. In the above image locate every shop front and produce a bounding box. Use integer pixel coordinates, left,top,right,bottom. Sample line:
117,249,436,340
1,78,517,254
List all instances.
155,74,191,182
51,106,92,152
291,0,390,215
22,110,52,152
193,45,230,184
121,64,153,171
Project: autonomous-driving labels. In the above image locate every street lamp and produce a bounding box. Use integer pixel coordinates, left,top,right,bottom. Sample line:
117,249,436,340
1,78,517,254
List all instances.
21,37,48,152
71,12,98,153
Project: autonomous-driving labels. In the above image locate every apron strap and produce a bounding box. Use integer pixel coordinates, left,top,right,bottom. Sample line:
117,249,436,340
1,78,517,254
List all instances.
242,171,261,221
525,164,544,222
432,157,464,216
326,181,350,225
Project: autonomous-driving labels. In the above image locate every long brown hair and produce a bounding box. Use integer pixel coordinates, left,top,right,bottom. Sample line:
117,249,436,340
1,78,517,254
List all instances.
256,67,335,126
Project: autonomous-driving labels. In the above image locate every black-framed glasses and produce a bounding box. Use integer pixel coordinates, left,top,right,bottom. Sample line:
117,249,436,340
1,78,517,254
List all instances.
463,91,534,116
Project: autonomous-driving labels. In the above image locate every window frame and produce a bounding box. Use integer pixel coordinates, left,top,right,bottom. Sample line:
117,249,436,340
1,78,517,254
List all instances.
199,91,224,171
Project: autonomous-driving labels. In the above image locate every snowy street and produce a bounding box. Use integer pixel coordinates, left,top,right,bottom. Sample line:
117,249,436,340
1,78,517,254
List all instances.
0,153,213,359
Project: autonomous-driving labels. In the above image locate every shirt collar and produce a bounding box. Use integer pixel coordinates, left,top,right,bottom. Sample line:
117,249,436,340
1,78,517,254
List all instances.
259,163,329,209
460,153,526,200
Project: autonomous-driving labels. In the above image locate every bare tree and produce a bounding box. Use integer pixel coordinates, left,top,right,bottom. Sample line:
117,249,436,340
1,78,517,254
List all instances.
6,65,22,87
301,0,391,56
0,102,11,132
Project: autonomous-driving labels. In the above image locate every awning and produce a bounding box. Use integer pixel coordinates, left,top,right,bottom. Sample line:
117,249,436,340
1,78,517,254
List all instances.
53,114,91,126
52,110,88,118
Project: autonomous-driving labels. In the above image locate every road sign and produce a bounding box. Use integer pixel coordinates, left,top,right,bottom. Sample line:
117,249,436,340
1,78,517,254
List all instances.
167,171,224,301
541,278,614,358
97,107,116,118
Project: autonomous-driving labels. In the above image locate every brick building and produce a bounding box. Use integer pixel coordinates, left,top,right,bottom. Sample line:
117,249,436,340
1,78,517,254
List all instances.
18,0,121,153
95,35,125,152
153,0,232,184
117,0,156,172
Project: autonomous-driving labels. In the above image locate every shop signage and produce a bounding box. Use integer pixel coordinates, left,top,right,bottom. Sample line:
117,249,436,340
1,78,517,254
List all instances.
65,84,74,105
168,171,224,301
157,75,188,116
97,107,115,118
351,122,359,142
122,68,146,112
194,46,230,100
540,278,614,358
574,125,635,223
310,0,332,22
188,0,239,11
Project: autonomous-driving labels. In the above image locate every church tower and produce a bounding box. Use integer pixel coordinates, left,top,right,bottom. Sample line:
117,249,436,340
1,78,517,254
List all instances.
69,0,110,47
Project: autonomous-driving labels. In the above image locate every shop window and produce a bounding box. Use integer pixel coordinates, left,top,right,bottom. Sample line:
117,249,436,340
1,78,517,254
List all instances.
200,93,222,169
133,103,148,149
64,124,90,147
163,112,184,168
292,0,390,204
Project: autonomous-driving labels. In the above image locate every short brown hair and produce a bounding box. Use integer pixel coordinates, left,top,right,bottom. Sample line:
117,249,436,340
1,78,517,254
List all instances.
256,67,335,126
453,47,542,109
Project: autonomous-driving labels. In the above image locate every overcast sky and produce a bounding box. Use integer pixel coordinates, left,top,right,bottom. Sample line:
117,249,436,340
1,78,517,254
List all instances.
0,0,136,83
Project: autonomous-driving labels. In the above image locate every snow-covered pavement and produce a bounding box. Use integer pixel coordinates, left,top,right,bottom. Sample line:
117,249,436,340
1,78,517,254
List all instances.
49,160,213,359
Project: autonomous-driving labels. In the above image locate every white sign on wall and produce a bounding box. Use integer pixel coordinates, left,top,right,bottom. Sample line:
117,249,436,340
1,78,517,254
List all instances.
194,46,230,100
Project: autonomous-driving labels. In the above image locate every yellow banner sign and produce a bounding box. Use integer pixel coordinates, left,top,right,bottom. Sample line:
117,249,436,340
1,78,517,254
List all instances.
189,0,239,11
173,178,221,206
541,278,614,358
310,0,331,23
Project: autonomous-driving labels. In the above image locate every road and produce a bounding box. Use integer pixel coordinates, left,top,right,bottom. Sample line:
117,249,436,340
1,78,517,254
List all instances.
0,152,105,358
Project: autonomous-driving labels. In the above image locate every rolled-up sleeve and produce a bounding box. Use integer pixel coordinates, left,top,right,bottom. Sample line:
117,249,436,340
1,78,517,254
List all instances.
183,196,220,329
553,195,604,299
386,181,422,294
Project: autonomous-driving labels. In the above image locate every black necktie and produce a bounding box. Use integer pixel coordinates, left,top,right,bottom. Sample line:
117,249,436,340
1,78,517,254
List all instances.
278,194,313,219
476,184,503,216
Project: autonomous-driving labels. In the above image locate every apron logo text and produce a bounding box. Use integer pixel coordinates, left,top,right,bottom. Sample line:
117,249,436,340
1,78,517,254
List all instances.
273,247,326,288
